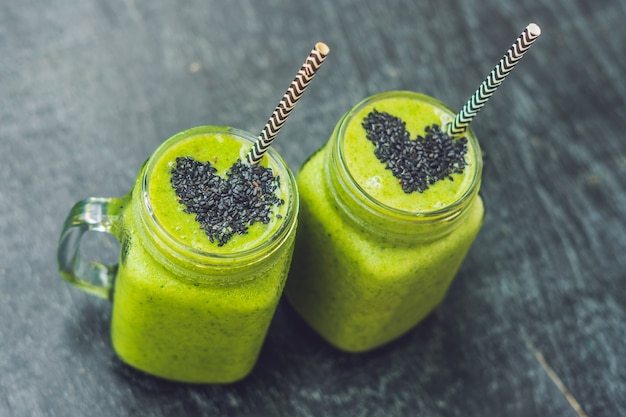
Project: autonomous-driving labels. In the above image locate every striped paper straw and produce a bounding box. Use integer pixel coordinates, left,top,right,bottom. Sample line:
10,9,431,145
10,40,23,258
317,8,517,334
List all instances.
448,23,542,136
246,42,330,164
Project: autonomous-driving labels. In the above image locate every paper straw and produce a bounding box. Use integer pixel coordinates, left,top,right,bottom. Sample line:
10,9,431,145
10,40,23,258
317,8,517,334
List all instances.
246,42,330,164
448,23,542,136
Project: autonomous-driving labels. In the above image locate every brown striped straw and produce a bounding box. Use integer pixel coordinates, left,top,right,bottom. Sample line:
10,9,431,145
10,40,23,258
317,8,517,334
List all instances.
447,23,542,136
246,42,330,165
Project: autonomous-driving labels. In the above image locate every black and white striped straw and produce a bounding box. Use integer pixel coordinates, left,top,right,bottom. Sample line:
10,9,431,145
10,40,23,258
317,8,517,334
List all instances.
448,23,542,136
246,42,330,165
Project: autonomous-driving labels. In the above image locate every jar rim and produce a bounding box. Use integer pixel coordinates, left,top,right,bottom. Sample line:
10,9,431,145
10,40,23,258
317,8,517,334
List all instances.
333,90,482,223
139,125,299,267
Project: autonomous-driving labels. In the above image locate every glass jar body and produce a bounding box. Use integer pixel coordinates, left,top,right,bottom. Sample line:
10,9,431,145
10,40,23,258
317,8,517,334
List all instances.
111,183,297,383
285,92,484,352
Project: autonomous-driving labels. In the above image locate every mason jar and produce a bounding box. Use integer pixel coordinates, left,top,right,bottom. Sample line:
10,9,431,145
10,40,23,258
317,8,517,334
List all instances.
58,126,299,383
285,91,484,352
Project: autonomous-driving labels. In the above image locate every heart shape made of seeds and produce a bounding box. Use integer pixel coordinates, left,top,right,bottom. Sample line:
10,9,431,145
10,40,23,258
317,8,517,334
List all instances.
170,157,284,246
362,110,468,193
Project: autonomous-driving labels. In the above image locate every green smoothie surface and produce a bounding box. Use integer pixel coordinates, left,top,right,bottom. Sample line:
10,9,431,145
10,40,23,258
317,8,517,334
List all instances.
147,131,290,254
341,94,479,212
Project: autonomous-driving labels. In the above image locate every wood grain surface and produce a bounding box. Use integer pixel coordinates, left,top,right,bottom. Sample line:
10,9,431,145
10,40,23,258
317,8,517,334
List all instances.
1,0,624,416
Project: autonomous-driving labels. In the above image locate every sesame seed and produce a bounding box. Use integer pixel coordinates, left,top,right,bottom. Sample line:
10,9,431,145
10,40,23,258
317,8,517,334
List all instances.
362,110,468,193
170,157,284,246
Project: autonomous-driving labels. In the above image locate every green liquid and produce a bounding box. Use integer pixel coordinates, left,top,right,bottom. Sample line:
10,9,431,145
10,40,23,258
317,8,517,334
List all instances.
343,96,478,211
110,128,296,383
285,92,484,352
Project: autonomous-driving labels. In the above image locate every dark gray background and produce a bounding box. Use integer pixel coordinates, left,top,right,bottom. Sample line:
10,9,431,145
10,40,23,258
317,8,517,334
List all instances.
1,0,624,416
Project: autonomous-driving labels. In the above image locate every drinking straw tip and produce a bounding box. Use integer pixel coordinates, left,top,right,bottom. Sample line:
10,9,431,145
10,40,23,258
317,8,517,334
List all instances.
447,23,542,136
527,23,541,37
315,42,330,56
246,42,329,164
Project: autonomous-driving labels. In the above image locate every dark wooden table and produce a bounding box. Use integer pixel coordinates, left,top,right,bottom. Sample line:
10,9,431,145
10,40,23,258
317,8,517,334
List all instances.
1,0,624,416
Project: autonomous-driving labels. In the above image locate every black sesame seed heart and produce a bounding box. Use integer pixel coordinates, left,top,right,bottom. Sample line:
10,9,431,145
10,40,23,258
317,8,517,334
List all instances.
170,157,284,246
362,110,468,193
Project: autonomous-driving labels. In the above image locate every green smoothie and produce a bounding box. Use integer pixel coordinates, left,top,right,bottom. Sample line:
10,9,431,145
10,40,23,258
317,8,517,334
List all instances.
285,91,484,352
110,126,298,383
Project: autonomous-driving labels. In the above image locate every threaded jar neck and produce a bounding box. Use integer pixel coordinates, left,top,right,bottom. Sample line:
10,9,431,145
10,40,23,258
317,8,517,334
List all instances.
134,126,299,284
324,91,482,241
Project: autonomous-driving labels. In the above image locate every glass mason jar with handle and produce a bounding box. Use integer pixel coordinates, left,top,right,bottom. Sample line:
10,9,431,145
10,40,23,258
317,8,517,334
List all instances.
285,91,484,352
58,126,298,383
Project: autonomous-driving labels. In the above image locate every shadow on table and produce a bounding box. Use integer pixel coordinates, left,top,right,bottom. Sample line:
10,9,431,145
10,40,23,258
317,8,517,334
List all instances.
63,286,470,416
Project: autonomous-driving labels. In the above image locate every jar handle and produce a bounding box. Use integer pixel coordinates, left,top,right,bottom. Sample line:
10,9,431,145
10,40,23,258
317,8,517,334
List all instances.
57,196,128,300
